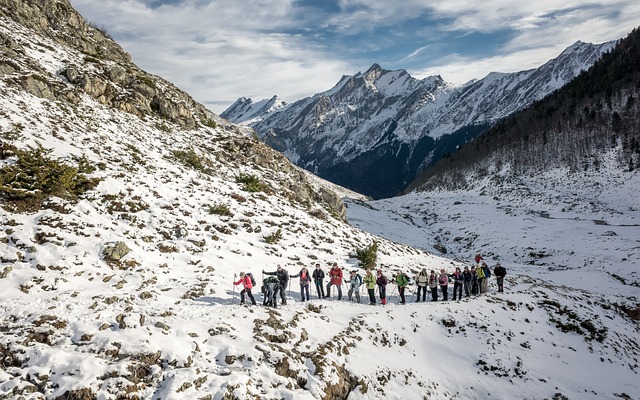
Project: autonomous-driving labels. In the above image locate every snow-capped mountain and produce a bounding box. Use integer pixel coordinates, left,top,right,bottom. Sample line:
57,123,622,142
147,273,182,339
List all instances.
220,95,288,125
1,1,638,400
224,41,615,199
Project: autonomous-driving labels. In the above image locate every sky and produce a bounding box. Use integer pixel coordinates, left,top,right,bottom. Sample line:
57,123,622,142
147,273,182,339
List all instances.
69,0,640,114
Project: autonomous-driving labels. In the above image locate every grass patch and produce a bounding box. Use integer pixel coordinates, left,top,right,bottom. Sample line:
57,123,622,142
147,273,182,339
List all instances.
235,174,268,193
172,149,204,171
0,142,99,212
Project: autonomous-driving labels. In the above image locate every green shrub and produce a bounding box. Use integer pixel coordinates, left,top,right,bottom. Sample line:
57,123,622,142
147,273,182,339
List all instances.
172,149,204,170
207,202,232,216
235,174,265,193
264,229,283,244
0,143,100,212
202,119,217,129
351,241,378,269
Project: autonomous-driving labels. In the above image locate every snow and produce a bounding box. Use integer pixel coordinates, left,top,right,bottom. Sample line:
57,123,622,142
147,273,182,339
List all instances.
1,10,639,400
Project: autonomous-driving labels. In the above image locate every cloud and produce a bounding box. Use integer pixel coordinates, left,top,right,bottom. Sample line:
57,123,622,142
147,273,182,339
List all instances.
69,0,640,114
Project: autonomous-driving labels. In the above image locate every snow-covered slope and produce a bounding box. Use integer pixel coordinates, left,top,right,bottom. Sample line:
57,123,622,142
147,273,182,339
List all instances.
224,42,616,198
1,2,638,400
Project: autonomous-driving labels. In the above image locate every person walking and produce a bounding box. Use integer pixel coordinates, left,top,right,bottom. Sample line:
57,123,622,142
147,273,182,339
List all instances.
494,262,507,292
263,265,289,305
462,266,472,298
414,268,429,302
475,263,485,295
364,269,376,305
262,276,280,308
376,269,388,305
438,269,449,301
325,262,343,300
451,267,463,301
233,272,256,305
428,270,439,302
471,267,479,296
346,270,363,303
394,271,409,304
312,263,325,299
290,267,311,301
481,262,491,294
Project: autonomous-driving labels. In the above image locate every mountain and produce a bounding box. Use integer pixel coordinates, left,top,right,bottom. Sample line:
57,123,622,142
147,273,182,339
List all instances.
220,95,287,124
405,27,640,192
1,2,639,400
224,42,615,199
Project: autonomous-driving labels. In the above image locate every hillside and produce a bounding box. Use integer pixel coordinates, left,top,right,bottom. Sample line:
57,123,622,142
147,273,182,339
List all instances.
1,1,639,400
405,27,640,193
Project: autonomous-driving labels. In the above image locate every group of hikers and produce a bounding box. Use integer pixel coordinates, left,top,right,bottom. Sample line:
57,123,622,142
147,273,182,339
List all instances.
233,255,507,308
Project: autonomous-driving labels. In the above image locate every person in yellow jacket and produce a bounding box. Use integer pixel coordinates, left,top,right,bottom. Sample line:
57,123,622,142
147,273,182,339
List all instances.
363,269,377,305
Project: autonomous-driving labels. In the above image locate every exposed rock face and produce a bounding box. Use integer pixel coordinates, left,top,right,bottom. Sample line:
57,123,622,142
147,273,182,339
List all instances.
0,0,213,129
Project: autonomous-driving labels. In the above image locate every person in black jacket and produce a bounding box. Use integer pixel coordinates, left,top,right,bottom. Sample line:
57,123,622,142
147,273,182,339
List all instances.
494,262,507,292
462,266,472,297
311,263,325,299
263,265,289,305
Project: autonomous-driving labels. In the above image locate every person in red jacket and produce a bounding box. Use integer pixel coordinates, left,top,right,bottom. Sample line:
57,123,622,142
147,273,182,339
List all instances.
234,272,256,305
325,262,343,300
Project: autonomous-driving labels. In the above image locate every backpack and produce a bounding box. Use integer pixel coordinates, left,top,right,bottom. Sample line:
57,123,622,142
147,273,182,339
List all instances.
246,272,256,286
355,274,362,287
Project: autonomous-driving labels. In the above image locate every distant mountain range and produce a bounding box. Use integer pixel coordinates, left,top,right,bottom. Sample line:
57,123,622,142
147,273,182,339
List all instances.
223,40,615,198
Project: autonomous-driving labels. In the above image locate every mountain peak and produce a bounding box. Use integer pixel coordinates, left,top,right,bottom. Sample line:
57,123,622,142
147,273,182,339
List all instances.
366,63,383,74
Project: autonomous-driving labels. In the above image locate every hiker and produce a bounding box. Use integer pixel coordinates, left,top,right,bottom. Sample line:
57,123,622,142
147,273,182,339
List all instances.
494,262,507,292
312,263,325,299
438,269,449,301
471,267,479,296
475,253,483,264
475,263,485,295
263,265,289,305
481,262,491,294
428,270,439,301
376,269,388,305
233,272,256,305
451,267,463,301
364,269,376,305
325,262,343,300
346,270,362,303
462,266,472,297
291,266,311,301
262,276,280,308
414,268,428,302
394,271,409,304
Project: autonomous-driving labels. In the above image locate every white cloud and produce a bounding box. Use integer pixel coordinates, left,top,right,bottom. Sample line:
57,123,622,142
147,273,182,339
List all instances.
69,0,640,114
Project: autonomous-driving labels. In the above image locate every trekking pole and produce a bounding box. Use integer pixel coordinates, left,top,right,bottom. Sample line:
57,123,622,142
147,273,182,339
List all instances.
389,285,397,303
410,286,416,302
232,273,237,302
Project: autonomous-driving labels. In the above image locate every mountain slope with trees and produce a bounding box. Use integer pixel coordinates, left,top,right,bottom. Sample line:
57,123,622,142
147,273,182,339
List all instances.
405,27,640,193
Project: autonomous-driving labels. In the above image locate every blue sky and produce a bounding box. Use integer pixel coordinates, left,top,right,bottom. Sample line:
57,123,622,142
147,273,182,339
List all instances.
69,0,640,114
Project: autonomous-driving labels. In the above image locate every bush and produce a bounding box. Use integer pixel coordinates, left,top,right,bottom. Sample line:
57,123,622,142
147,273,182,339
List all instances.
351,241,378,269
235,174,266,193
0,143,99,212
264,229,283,244
208,202,232,216
172,149,204,170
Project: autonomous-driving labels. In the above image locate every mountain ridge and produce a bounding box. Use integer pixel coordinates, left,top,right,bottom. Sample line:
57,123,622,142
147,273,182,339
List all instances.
224,40,616,198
